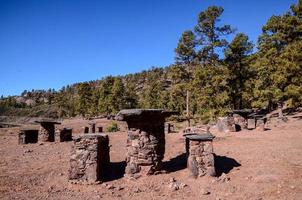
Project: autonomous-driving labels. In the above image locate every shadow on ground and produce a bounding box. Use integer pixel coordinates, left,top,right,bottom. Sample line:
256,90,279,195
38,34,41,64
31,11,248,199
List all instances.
162,152,187,173
214,154,241,176
103,161,126,182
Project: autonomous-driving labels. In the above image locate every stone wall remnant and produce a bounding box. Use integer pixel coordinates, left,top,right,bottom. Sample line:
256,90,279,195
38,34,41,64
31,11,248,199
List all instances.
97,126,103,133
35,119,61,142
59,128,72,142
18,128,39,144
89,122,96,133
83,126,89,134
68,133,110,183
116,109,177,177
217,116,236,133
185,134,215,178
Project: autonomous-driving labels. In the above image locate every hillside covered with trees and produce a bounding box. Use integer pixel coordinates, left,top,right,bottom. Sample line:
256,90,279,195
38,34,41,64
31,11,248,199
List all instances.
1,1,302,121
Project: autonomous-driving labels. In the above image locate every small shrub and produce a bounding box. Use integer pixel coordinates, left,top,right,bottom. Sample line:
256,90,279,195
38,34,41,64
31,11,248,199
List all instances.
106,122,118,132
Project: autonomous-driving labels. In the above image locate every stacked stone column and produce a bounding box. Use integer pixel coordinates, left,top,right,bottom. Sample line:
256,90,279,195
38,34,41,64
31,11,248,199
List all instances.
116,109,176,177
35,120,61,142
185,134,215,178
68,134,110,183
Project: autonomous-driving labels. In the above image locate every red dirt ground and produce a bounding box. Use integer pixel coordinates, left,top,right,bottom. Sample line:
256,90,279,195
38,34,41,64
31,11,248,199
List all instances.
0,115,302,200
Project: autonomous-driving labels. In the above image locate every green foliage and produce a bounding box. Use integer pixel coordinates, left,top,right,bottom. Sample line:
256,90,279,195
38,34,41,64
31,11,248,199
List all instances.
252,0,302,109
224,33,254,109
105,121,118,132
76,83,93,117
175,30,197,64
194,6,234,64
2,2,301,121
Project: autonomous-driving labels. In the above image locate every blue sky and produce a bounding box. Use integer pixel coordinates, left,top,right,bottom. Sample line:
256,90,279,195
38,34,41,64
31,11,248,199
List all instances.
0,0,297,96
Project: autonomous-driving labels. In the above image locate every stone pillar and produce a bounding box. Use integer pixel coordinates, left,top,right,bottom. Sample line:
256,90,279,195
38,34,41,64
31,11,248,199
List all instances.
39,123,55,142
89,123,96,133
83,126,89,134
217,116,236,132
256,118,267,131
60,128,73,142
183,133,197,157
186,134,215,178
233,114,247,129
68,134,110,183
35,120,61,142
116,109,177,177
165,123,171,134
247,118,256,129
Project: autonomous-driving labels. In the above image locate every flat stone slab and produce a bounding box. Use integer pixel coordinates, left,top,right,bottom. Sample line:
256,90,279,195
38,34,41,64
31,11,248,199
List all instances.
20,126,39,131
183,133,198,137
74,133,108,139
35,119,61,124
116,109,178,121
185,134,215,141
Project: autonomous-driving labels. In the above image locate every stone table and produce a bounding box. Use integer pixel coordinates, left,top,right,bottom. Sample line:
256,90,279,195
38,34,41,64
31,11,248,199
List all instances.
35,119,61,142
68,133,110,183
185,134,216,178
116,109,177,176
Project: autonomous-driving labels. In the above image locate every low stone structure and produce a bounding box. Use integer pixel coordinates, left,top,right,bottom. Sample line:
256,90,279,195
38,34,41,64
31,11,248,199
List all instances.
247,118,256,129
97,126,103,133
165,123,174,134
233,114,247,130
59,128,72,142
35,119,61,142
256,117,267,131
217,116,236,132
68,134,110,183
89,122,96,133
18,127,39,144
183,133,197,157
116,109,177,177
185,134,215,178
83,126,89,134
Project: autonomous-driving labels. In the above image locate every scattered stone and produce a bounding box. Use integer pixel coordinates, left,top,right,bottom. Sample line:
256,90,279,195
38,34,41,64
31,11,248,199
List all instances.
24,149,33,153
169,177,176,183
179,183,187,189
201,188,210,195
116,186,124,191
105,184,115,190
217,173,230,183
133,188,142,193
168,182,179,191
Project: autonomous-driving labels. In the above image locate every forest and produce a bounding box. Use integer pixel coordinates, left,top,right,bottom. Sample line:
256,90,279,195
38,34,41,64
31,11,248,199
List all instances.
1,1,302,121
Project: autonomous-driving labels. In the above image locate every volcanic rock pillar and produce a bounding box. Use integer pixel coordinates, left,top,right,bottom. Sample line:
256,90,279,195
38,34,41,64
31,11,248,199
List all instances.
68,134,110,183
185,134,216,178
116,109,177,177
35,120,61,142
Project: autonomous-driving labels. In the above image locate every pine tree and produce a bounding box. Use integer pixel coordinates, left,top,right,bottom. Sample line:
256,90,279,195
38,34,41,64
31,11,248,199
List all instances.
175,30,197,64
224,33,254,109
252,0,302,109
194,6,234,65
